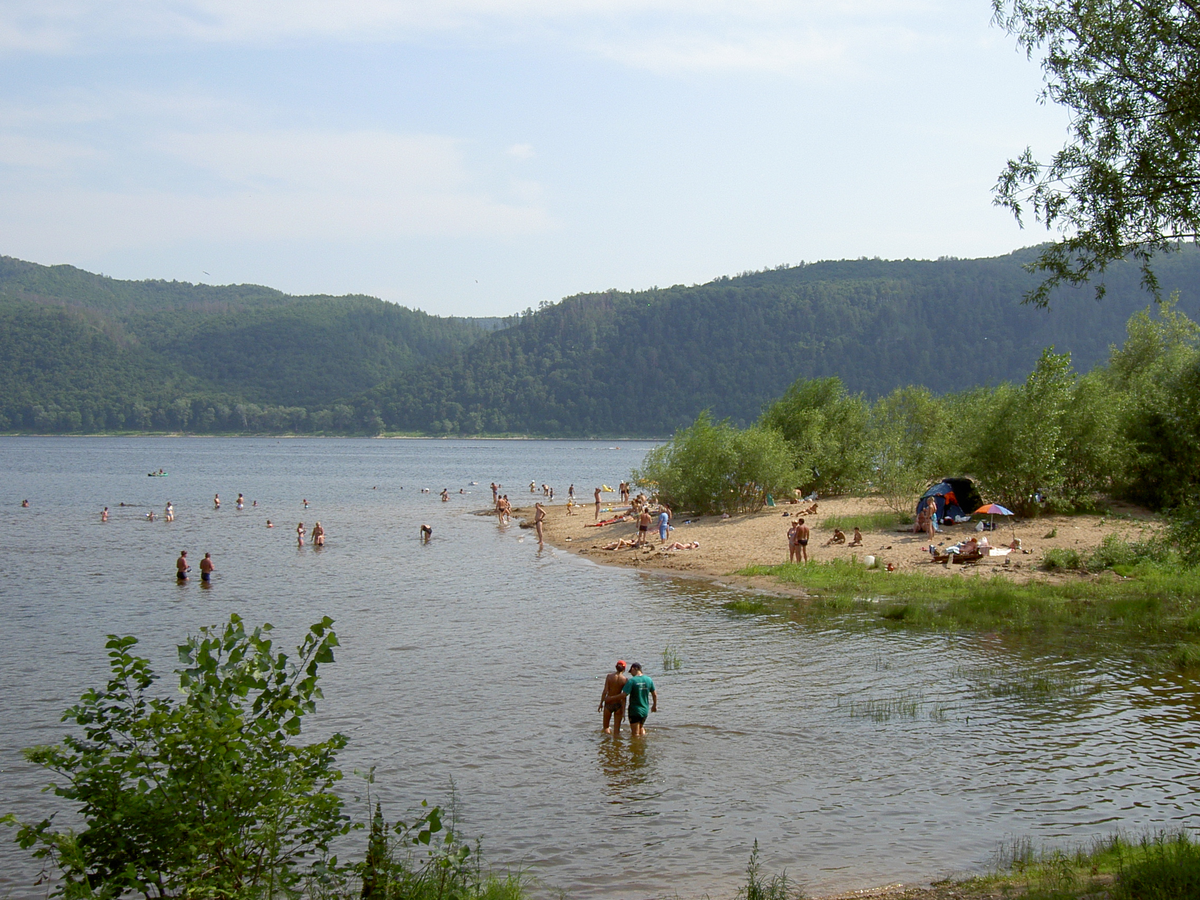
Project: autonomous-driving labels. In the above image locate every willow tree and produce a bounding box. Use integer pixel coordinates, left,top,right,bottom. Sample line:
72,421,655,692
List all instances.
994,0,1200,304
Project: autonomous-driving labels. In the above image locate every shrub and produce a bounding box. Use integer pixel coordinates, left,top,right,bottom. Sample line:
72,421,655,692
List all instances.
634,411,794,515
10,615,351,898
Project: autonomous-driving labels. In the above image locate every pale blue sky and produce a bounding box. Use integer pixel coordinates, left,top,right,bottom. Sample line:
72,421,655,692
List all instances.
0,1,1067,317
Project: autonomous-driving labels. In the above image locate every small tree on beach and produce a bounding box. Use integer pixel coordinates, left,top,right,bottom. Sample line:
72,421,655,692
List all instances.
9,614,351,898
634,412,794,515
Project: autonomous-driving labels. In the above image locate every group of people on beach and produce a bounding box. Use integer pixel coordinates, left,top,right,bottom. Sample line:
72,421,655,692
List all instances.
598,660,658,736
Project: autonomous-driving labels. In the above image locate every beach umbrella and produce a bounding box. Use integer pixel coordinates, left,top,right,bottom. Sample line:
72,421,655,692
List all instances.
975,503,1014,535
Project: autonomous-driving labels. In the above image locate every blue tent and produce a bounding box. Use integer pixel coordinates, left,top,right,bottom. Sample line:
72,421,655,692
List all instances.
918,478,982,524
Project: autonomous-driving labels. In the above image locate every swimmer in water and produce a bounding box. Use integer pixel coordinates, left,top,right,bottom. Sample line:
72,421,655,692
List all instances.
21,499,29,508
266,519,274,527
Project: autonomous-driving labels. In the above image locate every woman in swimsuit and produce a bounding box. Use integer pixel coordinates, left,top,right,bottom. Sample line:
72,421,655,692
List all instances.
296,522,306,547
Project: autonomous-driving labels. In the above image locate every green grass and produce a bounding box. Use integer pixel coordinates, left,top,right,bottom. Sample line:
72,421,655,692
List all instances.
730,557,1200,668
959,831,1200,900
821,510,909,532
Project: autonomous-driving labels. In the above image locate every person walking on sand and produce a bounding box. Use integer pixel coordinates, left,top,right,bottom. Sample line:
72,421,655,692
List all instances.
175,550,190,581
621,663,657,736
599,661,629,733
199,552,215,583
594,487,602,521
534,501,546,548
795,518,810,563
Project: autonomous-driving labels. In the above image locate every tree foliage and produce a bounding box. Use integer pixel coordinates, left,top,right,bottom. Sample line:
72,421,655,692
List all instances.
759,378,873,495
12,615,350,899
993,0,1200,304
633,412,794,514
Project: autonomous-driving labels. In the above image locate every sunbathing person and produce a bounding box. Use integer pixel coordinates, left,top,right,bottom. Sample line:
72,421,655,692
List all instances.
601,538,637,550
826,528,846,546
664,541,700,551
849,527,863,547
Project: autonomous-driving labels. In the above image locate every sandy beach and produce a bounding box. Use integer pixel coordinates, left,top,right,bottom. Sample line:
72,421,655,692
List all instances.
506,493,1160,596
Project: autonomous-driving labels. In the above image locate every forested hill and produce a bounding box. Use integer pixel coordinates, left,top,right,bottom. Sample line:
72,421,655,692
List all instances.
0,257,490,431
4,247,1200,435
363,247,1200,435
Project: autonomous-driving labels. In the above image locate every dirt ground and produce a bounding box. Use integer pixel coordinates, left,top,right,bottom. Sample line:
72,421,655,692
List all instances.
505,494,1160,599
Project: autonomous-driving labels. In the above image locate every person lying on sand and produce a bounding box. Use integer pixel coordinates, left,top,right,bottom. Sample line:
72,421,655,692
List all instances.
663,541,700,551
601,539,638,550
849,527,863,547
826,529,846,545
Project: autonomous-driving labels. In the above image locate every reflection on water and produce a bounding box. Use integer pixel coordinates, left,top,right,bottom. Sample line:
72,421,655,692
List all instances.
1,437,1200,900
596,733,655,798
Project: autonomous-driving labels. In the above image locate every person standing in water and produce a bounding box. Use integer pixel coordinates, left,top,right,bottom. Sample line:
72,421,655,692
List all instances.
296,522,306,547
598,661,629,734
199,552,215,583
101,507,109,522
534,502,546,548
165,501,174,522
175,550,190,581
213,494,221,509
236,493,244,510
312,522,325,547
622,663,657,736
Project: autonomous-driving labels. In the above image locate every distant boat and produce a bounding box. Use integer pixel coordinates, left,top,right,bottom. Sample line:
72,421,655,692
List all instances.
147,471,168,477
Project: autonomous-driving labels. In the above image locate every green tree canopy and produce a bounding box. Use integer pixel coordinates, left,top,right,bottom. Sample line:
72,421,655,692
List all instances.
994,0,1200,304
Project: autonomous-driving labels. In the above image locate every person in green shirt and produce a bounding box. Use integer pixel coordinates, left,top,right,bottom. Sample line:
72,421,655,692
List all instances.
621,663,658,736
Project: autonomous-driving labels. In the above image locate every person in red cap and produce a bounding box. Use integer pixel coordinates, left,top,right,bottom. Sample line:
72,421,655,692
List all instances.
598,660,629,733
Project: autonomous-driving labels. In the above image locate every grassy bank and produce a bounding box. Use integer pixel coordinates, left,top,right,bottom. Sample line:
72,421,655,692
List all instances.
734,554,1200,669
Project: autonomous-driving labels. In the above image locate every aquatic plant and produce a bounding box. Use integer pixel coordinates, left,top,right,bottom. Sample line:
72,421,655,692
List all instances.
662,643,683,672
737,840,804,900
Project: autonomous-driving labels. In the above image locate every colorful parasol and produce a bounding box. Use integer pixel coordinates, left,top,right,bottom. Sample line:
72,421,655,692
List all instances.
974,503,1014,534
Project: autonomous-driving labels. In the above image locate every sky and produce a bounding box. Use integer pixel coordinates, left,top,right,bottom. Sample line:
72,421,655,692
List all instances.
0,1,1070,318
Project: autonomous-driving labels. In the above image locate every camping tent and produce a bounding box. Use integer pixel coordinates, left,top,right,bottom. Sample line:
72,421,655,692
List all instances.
917,478,983,524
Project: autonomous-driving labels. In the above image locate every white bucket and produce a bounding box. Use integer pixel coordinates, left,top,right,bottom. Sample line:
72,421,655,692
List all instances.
864,555,876,568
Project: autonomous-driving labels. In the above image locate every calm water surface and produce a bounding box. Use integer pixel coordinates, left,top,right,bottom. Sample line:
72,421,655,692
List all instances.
1,437,1198,898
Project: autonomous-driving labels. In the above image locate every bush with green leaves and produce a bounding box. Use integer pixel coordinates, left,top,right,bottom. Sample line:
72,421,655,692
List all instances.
633,411,794,515
9,615,350,899
969,348,1076,515
759,377,872,495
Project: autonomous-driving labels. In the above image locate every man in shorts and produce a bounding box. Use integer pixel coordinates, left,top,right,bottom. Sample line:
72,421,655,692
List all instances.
598,660,628,733
175,550,190,581
795,518,810,563
621,662,657,736
199,552,215,583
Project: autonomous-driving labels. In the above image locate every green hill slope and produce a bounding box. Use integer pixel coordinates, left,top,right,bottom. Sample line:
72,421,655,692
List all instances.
361,247,1200,436
0,258,490,429
4,247,1200,435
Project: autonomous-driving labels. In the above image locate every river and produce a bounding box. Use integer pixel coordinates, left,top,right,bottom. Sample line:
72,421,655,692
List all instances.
1,437,1198,898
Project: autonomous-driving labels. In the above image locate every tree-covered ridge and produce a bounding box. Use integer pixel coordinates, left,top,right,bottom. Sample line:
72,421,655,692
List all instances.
5,247,1200,435
0,256,492,429
364,246,1200,436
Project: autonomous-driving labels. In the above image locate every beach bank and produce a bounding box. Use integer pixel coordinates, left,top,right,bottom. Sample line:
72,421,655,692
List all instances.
526,494,1160,593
